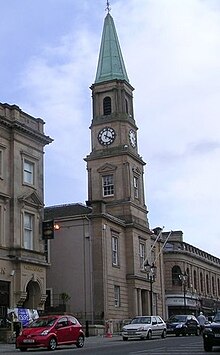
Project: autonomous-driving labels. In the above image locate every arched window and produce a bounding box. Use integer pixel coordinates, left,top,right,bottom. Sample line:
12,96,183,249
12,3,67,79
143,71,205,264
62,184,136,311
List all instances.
212,276,215,295
186,267,190,288
103,96,111,115
218,278,220,297
172,265,182,286
206,274,209,294
125,98,129,114
200,272,203,293
193,270,197,291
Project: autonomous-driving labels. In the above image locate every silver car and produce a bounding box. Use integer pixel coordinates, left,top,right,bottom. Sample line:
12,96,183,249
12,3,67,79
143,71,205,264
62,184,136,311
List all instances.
122,316,167,341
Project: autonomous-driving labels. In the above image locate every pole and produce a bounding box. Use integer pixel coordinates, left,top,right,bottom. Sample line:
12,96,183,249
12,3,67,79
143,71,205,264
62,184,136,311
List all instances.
183,282,186,313
150,276,153,316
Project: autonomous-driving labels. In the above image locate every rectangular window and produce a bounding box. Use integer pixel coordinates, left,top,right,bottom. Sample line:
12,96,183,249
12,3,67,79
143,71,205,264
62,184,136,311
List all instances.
103,175,114,196
139,242,145,269
112,236,119,266
24,212,34,250
0,150,3,178
114,285,120,307
23,159,34,185
134,176,139,198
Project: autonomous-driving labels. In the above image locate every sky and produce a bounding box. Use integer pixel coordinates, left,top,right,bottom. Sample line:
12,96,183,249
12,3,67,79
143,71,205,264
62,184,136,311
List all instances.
1,0,220,257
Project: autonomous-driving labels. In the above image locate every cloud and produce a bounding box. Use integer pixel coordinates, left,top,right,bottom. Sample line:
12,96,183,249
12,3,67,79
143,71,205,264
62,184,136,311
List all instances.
1,0,220,256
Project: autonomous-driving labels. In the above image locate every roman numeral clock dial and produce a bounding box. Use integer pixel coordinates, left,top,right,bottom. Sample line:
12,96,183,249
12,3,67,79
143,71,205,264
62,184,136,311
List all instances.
98,127,116,146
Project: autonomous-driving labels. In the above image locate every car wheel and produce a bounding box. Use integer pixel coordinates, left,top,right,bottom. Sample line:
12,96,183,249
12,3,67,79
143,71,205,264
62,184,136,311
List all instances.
76,335,84,348
48,337,57,351
161,329,167,338
123,336,128,341
147,330,152,340
204,341,212,352
18,348,27,352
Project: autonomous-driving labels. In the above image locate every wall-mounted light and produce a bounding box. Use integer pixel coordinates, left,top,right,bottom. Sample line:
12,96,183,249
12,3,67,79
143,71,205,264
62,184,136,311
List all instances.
54,223,60,230
10,270,15,276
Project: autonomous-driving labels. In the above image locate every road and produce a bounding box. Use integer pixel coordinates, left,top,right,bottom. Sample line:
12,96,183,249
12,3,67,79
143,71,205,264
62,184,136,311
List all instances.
1,334,220,354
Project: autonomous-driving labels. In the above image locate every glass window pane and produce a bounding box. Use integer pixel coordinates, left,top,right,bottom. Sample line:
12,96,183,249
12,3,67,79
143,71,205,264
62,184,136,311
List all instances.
24,160,34,184
24,213,33,250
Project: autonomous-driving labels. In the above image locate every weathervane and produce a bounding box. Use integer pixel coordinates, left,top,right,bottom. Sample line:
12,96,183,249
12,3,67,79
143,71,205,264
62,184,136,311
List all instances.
106,0,111,13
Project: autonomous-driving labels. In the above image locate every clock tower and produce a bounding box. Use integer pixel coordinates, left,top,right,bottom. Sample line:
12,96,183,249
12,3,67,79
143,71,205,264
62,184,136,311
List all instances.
85,11,149,228
84,8,164,322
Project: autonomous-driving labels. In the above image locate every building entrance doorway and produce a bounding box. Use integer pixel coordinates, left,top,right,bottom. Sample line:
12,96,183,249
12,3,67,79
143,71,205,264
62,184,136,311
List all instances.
23,280,41,309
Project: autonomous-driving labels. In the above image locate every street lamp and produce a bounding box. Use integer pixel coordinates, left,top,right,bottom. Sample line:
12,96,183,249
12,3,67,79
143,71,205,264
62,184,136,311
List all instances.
179,272,188,314
145,261,157,316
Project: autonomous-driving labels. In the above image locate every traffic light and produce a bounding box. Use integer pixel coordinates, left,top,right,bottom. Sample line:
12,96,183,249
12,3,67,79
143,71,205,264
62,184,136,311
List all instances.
42,220,55,240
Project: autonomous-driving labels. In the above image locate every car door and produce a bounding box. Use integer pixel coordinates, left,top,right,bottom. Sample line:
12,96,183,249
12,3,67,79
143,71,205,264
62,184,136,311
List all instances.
156,316,165,336
68,316,80,342
151,316,158,337
55,317,70,344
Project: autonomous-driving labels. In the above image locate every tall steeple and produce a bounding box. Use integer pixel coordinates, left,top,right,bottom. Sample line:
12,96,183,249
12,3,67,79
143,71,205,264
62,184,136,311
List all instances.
86,8,149,228
95,13,129,84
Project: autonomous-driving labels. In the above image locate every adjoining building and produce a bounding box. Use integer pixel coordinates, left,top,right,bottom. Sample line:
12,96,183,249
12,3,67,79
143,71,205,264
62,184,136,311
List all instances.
163,231,220,319
0,103,52,324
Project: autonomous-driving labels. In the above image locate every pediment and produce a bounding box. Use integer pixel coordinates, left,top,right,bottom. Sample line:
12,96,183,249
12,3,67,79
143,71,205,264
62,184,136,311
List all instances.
97,163,117,173
132,166,142,175
18,192,44,209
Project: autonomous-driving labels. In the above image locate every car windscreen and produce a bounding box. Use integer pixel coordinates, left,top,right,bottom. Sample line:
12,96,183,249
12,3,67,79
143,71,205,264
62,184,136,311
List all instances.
131,317,151,324
28,318,56,328
168,315,187,323
214,314,220,323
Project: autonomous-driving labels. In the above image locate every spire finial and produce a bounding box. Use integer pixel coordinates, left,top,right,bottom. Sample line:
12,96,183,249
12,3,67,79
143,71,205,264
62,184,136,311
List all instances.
106,1,111,13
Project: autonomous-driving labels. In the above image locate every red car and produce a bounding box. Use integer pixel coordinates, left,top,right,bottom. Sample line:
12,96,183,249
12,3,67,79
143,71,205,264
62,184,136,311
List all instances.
16,314,84,351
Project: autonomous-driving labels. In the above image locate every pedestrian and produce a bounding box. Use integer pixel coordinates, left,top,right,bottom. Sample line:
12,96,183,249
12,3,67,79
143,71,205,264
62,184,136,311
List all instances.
197,311,206,334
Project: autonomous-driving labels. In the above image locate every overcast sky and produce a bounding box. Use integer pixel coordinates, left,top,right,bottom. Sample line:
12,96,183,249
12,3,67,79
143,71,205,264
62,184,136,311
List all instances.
1,0,220,257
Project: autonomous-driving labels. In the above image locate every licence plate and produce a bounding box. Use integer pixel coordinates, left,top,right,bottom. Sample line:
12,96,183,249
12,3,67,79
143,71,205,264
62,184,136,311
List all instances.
23,339,35,343
214,334,220,338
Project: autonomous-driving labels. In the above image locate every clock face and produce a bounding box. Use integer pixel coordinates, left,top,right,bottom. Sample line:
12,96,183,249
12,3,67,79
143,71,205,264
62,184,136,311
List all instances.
98,127,116,146
129,129,136,147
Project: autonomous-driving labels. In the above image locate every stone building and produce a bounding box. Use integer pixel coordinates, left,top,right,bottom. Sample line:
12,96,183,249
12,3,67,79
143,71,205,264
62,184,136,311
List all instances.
163,230,220,318
0,103,52,321
45,11,165,329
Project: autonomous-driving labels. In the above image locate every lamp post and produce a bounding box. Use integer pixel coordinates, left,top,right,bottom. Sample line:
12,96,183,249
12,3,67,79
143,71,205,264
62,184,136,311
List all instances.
179,272,188,314
145,262,156,316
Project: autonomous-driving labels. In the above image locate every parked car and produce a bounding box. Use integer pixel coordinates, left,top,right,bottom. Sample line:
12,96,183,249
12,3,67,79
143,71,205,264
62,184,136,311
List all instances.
203,312,220,352
121,315,167,341
166,314,200,336
16,314,84,351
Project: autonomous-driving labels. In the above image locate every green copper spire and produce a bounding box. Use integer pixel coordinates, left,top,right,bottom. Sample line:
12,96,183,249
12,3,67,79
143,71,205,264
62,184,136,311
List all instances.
95,13,129,84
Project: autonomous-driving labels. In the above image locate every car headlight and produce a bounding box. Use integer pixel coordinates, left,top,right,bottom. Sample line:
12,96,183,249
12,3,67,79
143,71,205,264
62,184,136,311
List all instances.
137,326,145,331
176,324,183,328
41,329,50,336
204,328,213,333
